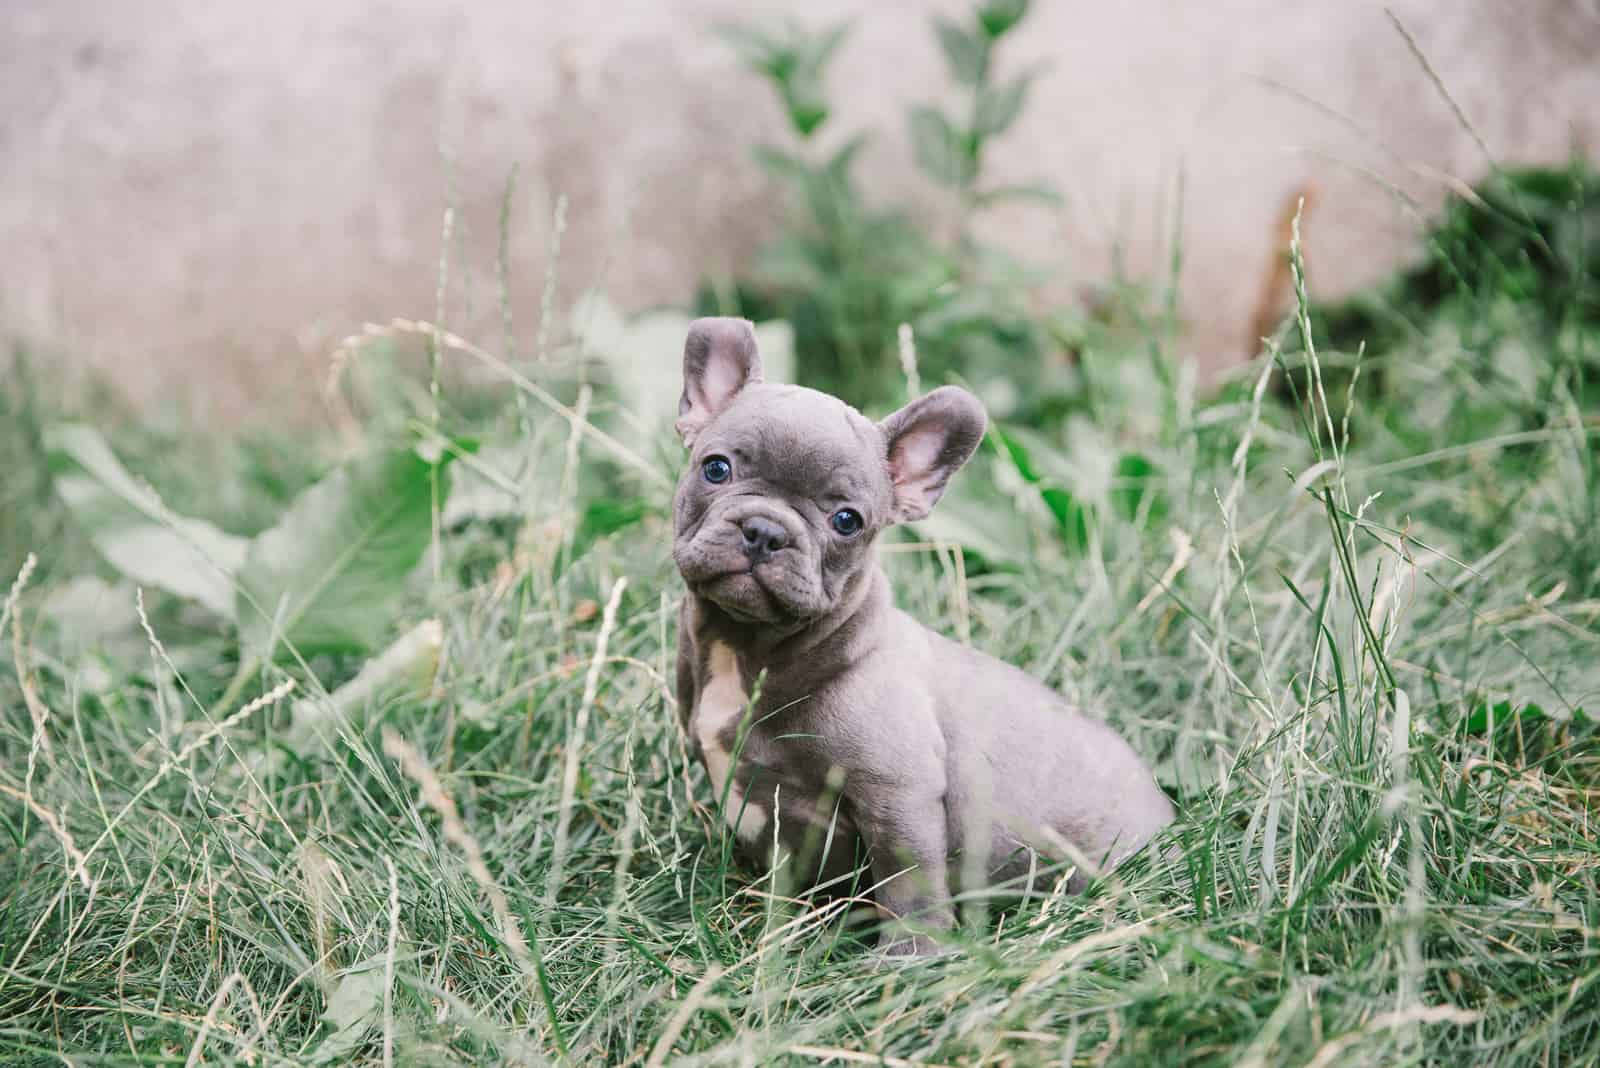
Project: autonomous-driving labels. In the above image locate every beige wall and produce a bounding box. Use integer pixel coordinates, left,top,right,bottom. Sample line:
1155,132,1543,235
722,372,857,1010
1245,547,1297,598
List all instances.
5,0,1598,424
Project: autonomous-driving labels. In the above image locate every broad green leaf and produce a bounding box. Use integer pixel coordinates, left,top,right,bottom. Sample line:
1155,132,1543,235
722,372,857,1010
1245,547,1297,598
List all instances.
45,424,247,619
973,72,1034,137
1458,700,1584,734
909,106,975,188
1040,486,1092,552
1111,452,1166,523
993,428,1095,552
933,16,988,85
719,19,848,138
237,445,450,658
577,498,655,549
977,0,1030,38
781,80,829,137
995,428,1043,483
312,957,386,1064
995,425,1076,486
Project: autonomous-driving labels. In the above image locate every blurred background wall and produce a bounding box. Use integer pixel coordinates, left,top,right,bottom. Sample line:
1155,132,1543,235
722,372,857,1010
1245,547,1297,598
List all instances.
5,0,1598,425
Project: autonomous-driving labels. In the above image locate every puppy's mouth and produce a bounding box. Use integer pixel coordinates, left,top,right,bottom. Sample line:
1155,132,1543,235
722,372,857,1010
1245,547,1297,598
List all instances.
689,568,791,624
674,513,825,623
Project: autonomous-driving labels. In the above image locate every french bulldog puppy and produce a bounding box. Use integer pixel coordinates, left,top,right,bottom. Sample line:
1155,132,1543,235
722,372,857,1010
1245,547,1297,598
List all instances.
672,317,1174,956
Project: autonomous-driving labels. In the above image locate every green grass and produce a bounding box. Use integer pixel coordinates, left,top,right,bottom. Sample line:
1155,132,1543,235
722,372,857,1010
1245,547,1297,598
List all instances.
4,194,1600,1066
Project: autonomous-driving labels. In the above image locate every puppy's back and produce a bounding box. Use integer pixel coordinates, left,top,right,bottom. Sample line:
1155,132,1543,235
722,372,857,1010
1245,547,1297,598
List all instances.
913,618,1174,870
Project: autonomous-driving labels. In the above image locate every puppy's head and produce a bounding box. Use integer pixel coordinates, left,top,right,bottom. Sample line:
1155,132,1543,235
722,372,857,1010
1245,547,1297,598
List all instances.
672,317,986,625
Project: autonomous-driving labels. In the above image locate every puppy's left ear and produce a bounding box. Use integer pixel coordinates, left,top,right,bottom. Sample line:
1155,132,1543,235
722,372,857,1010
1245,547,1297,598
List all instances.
879,386,987,522
676,317,763,446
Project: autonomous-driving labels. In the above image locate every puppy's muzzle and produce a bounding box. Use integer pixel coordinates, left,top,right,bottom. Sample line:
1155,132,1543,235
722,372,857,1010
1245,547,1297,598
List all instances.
738,515,790,564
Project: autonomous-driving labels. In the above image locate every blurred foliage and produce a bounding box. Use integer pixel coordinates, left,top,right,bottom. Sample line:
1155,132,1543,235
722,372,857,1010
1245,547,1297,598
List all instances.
859,158,1600,594
0,354,80,583
1279,162,1600,425
1311,163,1600,360
1252,159,1600,596
703,1,1066,417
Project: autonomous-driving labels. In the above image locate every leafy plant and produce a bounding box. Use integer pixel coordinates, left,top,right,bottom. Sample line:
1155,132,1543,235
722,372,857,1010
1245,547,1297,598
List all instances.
718,18,850,141
708,2,1062,418
913,0,1057,247
44,425,457,705
707,16,940,405
236,444,448,660
46,424,249,620
1308,163,1600,367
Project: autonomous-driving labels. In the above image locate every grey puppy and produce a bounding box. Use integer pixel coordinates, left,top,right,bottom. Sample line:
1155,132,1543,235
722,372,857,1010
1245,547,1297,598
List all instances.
672,317,1173,956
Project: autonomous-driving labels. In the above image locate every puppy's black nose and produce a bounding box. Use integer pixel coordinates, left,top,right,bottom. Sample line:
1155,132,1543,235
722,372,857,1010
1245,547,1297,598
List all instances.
739,516,789,561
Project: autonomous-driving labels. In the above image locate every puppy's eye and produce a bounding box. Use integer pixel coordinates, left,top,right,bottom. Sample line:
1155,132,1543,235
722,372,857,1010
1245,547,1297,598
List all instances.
830,508,864,537
702,456,732,484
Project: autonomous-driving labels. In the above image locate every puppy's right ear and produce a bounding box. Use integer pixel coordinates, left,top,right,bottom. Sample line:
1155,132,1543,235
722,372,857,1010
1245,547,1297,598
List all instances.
676,317,763,446
880,386,987,522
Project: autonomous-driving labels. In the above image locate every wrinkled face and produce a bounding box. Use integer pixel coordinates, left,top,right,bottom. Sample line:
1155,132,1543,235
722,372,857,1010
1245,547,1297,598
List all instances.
673,385,894,623
669,317,987,629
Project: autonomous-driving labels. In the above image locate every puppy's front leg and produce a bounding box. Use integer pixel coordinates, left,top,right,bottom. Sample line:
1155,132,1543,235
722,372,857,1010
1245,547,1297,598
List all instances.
853,788,956,957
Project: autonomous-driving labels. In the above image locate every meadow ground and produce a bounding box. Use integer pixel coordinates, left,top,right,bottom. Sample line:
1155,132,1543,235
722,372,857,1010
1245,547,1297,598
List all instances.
2,190,1598,1066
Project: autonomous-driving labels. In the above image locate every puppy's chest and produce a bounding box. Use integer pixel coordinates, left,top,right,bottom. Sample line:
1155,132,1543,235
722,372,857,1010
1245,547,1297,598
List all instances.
690,643,750,790
690,642,827,842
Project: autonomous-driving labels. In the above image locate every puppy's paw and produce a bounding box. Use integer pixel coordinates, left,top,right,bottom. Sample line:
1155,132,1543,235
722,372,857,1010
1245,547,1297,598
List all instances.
870,933,955,966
